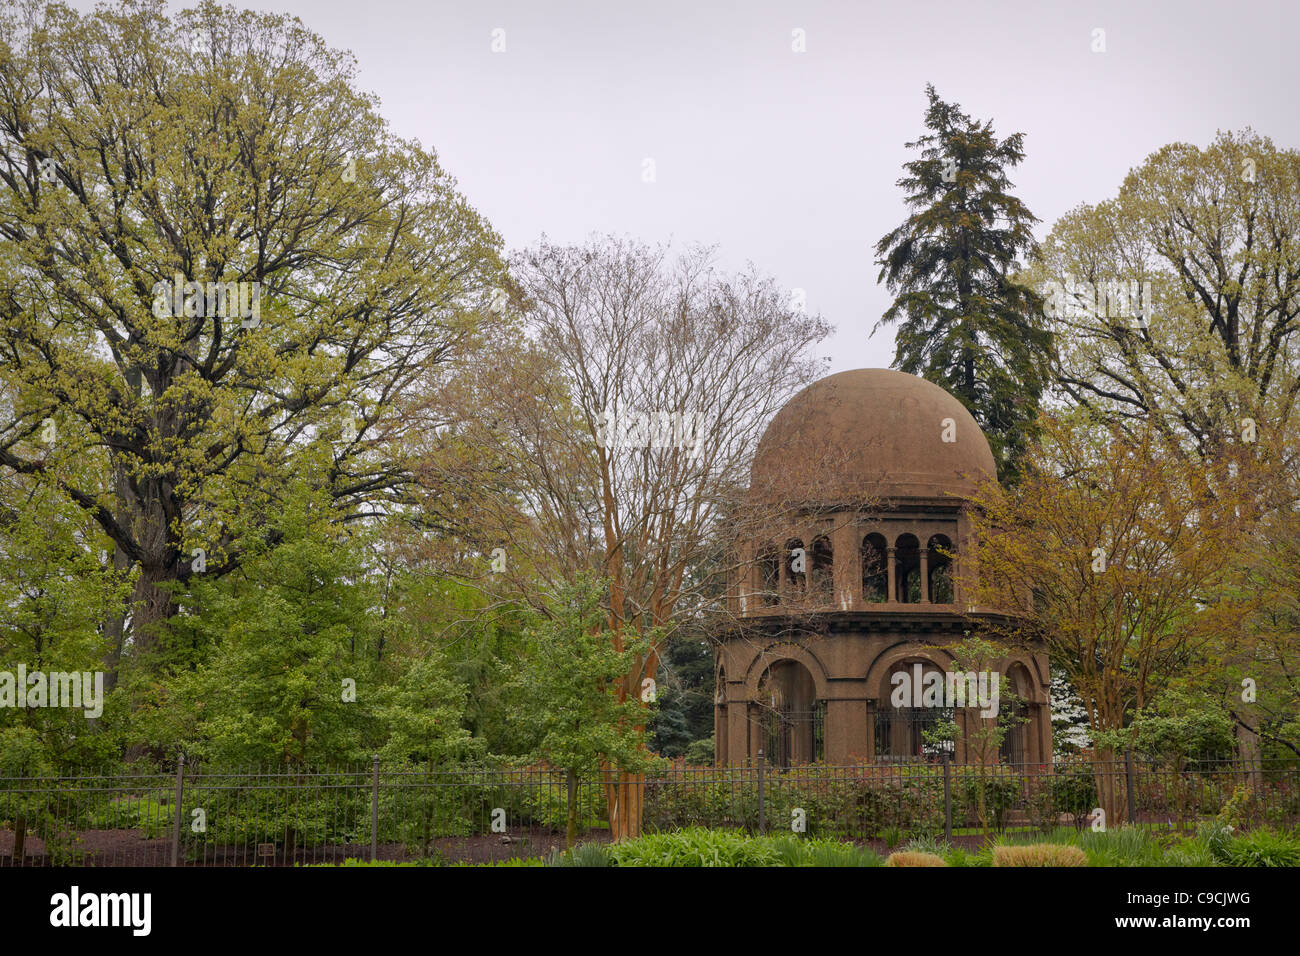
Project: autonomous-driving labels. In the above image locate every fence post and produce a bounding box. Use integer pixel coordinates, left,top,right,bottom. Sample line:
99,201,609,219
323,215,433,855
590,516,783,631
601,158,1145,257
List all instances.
942,751,953,843
370,755,380,863
1125,750,1137,825
170,754,185,868
756,749,766,835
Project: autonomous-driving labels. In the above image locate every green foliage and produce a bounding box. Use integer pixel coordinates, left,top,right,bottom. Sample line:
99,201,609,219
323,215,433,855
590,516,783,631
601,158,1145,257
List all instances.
1072,826,1168,867
683,738,715,765
1050,763,1098,828
1096,690,1235,768
1215,827,1300,867
86,795,174,840
641,765,943,841
509,576,652,777
901,835,953,857
549,842,614,867
0,484,132,769
1165,829,1221,867
607,827,881,868
610,827,783,867
649,637,715,758
0,0,504,686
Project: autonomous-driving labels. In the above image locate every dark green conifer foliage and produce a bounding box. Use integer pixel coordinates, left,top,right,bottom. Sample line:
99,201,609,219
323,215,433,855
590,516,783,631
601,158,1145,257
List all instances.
875,85,1051,480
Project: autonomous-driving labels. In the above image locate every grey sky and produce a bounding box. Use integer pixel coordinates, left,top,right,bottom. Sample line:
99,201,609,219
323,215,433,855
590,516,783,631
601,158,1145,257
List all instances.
100,0,1300,372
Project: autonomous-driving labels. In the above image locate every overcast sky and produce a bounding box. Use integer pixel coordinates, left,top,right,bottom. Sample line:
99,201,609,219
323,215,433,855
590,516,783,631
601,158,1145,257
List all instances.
91,0,1300,373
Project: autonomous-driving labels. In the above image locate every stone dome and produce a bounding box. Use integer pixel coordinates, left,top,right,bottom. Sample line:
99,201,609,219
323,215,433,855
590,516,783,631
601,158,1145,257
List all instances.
750,368,996,504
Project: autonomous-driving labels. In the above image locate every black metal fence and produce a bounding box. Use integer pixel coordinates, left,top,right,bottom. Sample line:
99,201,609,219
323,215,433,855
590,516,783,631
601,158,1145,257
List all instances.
2,755,1297,866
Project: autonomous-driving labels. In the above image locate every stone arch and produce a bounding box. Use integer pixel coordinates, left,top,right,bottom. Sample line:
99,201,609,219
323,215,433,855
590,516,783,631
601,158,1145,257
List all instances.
993,652,1049,704
863,642,957,696
866,643,959,760
993,653,1050,764
743,642,831,700
753,657,823,768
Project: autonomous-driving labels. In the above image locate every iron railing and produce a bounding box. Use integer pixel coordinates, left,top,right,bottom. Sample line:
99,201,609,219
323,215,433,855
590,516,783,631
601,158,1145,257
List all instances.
1,756,1296,866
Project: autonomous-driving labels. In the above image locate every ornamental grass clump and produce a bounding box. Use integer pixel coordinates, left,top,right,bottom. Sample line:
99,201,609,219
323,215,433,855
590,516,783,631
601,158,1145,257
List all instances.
885,851,947,867
992,843,1088,867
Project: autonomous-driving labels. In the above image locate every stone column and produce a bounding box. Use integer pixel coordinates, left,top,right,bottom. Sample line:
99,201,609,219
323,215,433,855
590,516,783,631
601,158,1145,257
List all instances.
727,693,750,766
748,704,765,763
886,547,897,603
714,700,727,765
919,549,930,603
865,702,877,759
826,698,868,763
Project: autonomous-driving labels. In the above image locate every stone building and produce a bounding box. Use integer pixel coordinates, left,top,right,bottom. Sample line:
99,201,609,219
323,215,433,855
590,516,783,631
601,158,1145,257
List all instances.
714,368,1051,767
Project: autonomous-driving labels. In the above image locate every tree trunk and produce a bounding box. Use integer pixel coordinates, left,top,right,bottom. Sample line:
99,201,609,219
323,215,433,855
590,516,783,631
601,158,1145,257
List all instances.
1092,746,1129,827
603,767,644,841
130,562,179,657
565,769,578,849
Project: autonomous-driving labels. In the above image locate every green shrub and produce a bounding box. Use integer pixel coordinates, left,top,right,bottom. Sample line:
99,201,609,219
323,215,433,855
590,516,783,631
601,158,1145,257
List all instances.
86,795,174,839
682,739,715,765
902,835,952,857
550,842,613,867
1075,826,1166,867
603,827,880,867
1165,832,1219,867
1218,827,1300,867
956,772,1023,831
944,847,979,867
1050,766,1097,828
611,828,783,867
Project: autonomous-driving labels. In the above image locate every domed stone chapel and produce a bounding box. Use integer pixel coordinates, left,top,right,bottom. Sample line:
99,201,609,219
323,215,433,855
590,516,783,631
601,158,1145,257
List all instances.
714,368,1052,767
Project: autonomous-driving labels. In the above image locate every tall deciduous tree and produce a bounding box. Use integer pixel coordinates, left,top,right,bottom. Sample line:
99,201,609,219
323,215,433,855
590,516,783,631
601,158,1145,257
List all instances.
0,0,501,678
875,84,1050,479
965,412,1256,821
1033,130,1300,457
436,235,830,836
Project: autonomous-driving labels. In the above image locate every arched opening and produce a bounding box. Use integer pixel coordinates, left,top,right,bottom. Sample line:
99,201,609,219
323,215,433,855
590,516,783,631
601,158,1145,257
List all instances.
757,543,780,607
861,533,888,603
784,538,806,599
810,535,833,599
875,659,955,760
999,663,1034,764
757,659,823,768
894,533,921,603
927,534,955,604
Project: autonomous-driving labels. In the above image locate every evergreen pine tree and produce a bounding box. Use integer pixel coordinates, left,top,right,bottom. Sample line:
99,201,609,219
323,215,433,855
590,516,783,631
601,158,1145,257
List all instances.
875,84,1051,480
